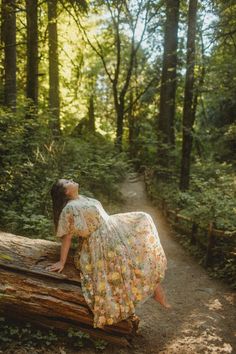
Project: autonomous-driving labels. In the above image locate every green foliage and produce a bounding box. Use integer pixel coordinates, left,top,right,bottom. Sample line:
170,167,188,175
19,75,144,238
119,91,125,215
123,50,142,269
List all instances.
93,338,108,350
0,106,130,239
67,327,90,348
209,257,236,290
61,134,129,202
0,318,108,351
67,327,108,350
149,161,236,231
0,318,58,347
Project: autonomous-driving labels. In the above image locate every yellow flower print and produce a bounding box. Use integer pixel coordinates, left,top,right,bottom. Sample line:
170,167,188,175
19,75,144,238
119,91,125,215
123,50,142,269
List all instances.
132,286,138,294
97,260,103,269
85,264,92,272
136,294,142,301
121,265,126,272
135,255,143,263
108,250,115,258
111,272,120,281
98,281,106,292
98,316,106,325
107,318,114,325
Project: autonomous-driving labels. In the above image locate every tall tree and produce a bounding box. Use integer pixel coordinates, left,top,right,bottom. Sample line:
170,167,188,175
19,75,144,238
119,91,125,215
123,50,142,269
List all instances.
157,0,180,164
26,0,38,108
88,94,95,133
48,0,60,137
180,0,198,191
2,0,16,109
63,0,158,150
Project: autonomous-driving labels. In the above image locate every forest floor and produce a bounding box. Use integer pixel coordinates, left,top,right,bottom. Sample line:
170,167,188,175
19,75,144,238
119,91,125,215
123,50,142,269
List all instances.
1,174,235,354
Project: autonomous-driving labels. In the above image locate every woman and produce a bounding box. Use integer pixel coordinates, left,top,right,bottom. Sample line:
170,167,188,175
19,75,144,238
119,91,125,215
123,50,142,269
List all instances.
47,178,170,328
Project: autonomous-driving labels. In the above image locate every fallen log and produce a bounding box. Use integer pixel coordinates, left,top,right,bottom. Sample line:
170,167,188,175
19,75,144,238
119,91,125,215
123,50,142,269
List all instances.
0,232,139,346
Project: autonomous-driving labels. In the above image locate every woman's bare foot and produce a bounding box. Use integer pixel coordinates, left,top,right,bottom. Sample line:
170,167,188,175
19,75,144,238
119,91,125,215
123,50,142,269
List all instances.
153,284,171,309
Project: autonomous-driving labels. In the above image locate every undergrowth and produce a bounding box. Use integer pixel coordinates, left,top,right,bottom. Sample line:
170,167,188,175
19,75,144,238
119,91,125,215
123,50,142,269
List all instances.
0,106,131,239
0,317,108,352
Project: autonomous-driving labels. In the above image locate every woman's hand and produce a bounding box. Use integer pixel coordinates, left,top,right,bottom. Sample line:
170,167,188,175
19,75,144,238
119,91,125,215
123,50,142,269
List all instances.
46,233,72,273
46,260,64,273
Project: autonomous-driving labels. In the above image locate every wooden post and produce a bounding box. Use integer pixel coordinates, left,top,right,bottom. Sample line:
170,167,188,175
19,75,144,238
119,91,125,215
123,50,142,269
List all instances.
191,222,198,245
205,222,215,266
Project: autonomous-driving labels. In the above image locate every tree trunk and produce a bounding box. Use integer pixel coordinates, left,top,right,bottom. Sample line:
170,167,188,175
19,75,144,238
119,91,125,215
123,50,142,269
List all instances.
115,105,124,151
48,0,60,137
88,94,95,133
26,0,38,108
0,232,139,346
128,91,134,156
157,0,180,163
0,1,3,104
1,0,16,109
128,91,139,160
180,0,198,191
112,84,123,151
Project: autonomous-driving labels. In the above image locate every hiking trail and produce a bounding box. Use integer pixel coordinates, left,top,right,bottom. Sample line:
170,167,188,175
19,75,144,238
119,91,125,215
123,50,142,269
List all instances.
113,173,235,354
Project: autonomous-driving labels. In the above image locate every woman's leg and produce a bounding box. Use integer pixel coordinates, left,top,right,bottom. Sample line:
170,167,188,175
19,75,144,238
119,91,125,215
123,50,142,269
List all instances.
153,283,171,308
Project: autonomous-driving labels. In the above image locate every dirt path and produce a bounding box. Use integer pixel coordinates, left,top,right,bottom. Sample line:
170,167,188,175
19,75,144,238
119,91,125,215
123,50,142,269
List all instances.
112,174,235,354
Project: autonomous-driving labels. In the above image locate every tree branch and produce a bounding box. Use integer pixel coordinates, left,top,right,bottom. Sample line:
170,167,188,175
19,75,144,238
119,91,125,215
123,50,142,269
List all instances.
124,77,159,114
106,1,123,85
59,0,114,83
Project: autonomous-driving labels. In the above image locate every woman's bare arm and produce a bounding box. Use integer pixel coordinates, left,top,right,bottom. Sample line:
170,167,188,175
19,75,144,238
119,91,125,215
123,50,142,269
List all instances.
46,233,73,272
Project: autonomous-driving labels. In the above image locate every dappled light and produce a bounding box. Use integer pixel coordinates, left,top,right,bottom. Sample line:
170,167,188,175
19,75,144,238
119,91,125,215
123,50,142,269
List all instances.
0,0,235,352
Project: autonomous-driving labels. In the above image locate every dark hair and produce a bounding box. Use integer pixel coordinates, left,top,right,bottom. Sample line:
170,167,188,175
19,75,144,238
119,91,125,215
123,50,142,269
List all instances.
51,180,70,232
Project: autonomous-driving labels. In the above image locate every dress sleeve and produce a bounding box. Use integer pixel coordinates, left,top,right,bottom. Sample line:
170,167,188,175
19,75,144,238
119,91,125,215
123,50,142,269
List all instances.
56,204,88,238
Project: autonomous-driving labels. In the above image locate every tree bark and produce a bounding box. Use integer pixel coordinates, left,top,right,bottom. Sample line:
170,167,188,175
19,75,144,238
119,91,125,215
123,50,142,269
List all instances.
0,1,3,104
115,100,125,150
158,0,180,162
128,91,134,156
1,0,16,109
48,0,60,137
180,0,198,191
88,94,95,133
0,232,139,345
26,0,38,108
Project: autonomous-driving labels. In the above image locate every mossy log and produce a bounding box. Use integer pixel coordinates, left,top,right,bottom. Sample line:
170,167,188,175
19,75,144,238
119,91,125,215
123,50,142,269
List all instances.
0,232,139,346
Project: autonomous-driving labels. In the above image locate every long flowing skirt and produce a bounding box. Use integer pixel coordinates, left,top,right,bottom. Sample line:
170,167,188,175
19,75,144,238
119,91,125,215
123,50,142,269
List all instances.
74,211,167,328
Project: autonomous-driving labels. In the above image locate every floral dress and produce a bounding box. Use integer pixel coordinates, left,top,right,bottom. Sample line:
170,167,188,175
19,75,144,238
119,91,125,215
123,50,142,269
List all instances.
56,195,167,328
